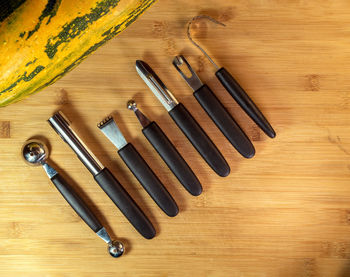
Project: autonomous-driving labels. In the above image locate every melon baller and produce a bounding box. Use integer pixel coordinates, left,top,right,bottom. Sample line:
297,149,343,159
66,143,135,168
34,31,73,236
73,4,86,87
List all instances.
22,139,124,258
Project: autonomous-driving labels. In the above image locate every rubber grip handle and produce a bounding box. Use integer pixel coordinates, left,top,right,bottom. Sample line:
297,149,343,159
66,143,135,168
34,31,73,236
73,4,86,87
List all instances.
51,173,102,233
142,122,202,196
194,84,255,158
94,167,155,239
216,67,276,138
169,103,230,177
118,143,179,217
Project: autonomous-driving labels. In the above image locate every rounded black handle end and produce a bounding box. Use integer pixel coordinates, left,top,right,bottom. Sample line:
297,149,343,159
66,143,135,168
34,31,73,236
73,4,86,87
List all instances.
193,84,256,159
216,67,276,139
169,103,230,178
118,143,179,217
94,168,156,239
142,122,203,196
218,165,230,177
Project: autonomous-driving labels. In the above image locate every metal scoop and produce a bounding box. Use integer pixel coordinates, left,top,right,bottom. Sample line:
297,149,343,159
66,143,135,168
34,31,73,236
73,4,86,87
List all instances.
22,139,124,258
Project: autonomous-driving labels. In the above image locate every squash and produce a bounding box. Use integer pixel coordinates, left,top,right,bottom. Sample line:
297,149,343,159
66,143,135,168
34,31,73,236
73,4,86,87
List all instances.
0,0,155,107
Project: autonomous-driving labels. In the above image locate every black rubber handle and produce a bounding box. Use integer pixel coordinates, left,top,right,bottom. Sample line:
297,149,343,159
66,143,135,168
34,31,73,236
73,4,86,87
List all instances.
216,67,276,138
51,173,102,233
142,122,202,196
94,167,155,239
118,143,179,217
194,84,255,158
169,103,230,177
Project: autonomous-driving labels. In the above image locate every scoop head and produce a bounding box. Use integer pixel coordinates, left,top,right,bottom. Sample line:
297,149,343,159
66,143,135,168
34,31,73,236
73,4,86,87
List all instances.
22,140,48,166
127,99,137,111
108,240,125,258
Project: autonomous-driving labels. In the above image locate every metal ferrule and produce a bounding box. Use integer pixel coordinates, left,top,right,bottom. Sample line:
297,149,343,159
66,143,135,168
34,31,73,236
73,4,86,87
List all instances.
127,100,151,128
136,60,179,112
97,116,127,150
42,162,58,179
96,227,112,244
48,111,103,176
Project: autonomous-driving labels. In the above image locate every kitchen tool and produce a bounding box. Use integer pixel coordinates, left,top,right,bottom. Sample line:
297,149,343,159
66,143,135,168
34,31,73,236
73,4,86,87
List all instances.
127,99,202,196
173,55,255,158
98,115,178,217
22,139,124,258
187,15,276,138
136,60,230,177
48,111,155,239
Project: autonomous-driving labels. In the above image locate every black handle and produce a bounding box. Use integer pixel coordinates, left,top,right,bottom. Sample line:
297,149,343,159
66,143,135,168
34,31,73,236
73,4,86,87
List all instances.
142,122,202,196
94,167,155,239
169,103,230,177
194,84,255,158
118,143,179,217
51,173,102,233
216,67,276,138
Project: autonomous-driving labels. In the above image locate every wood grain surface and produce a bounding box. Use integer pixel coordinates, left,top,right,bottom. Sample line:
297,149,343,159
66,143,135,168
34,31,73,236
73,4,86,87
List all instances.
1,0,350,276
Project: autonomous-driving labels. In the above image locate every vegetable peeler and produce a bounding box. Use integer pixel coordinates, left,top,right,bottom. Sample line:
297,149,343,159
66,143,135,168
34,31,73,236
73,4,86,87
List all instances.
136,60,230,177
173,55,255,158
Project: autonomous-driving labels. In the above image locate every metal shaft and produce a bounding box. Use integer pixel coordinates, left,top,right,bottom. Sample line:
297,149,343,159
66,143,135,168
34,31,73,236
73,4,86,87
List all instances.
48,111,103,176
127,100,151,128
187,15,226,70
136,60,179,112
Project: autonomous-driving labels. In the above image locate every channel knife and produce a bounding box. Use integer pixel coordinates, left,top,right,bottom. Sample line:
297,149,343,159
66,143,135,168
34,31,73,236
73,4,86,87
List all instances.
98,116,179,217
136,60,230,177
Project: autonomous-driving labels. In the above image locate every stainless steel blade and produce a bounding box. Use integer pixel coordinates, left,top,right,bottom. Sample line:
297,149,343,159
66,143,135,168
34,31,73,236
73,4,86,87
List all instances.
172,55,203,91
136,60,178,112
98,116,127,150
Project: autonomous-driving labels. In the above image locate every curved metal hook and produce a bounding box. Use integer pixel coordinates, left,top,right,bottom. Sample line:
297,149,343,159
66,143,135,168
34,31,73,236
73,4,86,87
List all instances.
187,15,226,70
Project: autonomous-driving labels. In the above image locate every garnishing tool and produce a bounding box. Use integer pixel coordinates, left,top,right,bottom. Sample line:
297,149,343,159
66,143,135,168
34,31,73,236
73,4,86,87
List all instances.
187,15,276,138
173,55,255,158
48,111,155,239
127,99,202,196
136,60,230,177
98,115,179,217
22,139,124,258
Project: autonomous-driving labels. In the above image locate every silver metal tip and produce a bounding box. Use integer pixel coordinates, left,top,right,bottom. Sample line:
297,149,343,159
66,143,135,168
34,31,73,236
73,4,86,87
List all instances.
97,116,127,149
173,55,184,66
108,240,125,258
97,116,113,129
135,60,151,78
172,55,203,91
127,100,137,111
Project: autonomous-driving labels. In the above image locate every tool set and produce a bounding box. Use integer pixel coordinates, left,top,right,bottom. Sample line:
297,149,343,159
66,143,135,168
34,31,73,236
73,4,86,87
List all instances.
136,59,230,177
48,111,156,240
173,55,255,158
22,15,275,258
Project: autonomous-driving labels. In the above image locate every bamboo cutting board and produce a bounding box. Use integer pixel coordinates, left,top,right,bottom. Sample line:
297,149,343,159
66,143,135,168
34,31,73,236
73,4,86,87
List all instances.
1,0,350,276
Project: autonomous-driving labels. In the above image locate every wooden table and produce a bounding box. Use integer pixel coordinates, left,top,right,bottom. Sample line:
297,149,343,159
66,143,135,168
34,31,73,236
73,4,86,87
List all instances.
1,0,350,276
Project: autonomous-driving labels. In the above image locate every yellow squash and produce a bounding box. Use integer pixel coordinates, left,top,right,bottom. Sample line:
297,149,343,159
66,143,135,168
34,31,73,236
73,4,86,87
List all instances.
0,0,155,106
